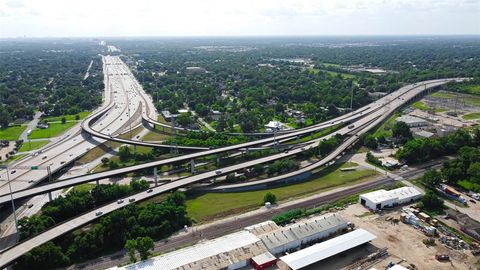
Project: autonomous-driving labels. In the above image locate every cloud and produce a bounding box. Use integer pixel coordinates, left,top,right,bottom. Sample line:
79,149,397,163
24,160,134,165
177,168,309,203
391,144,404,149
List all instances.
0,0,478,37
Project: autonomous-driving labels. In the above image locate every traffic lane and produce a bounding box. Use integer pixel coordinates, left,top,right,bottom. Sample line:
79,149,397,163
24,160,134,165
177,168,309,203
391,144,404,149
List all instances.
0,79,455,200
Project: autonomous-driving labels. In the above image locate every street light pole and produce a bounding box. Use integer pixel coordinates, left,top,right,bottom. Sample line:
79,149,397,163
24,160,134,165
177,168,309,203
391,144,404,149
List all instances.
5,166,19,235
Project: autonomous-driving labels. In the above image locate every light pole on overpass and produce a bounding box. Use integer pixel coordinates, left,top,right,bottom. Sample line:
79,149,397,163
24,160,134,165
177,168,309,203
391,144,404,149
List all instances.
2,165,19,236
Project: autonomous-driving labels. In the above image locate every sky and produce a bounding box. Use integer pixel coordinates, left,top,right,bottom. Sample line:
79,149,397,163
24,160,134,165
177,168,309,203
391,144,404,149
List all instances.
0,0,479,38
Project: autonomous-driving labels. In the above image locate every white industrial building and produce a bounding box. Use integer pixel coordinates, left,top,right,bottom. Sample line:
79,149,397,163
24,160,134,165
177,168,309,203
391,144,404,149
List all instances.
260,213,349,254
279,229,376,270
359,187,423,211
109,231,266,270
395,115,429,127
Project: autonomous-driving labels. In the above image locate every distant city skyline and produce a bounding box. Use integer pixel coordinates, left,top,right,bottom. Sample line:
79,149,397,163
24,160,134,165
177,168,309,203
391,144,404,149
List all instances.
0,0,479,38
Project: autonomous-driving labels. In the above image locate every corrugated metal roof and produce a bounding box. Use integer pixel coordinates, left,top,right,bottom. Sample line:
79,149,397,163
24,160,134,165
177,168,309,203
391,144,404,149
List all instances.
110,231,260,270
260,213,347,251
280,229,376,270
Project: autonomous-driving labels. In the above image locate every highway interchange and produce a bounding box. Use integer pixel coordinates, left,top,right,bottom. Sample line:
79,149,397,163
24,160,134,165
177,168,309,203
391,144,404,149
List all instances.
0,53,467,267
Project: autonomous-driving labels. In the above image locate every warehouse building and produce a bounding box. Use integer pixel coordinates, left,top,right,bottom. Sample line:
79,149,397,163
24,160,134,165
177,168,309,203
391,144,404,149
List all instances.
278,229,376,270
359,187,423,211
245,221,280,236
109,231,266,270
395,115,429,127
260,213,349,254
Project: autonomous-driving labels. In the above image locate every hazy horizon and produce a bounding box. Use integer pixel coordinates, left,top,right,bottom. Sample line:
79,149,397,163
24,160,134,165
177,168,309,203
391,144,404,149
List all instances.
1,0,479,38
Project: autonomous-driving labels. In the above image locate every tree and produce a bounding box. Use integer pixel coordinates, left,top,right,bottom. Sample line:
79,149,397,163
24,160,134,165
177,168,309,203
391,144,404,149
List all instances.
125,239,137,263
136,236,155,260
216,116,226,132
366,152,382,166
176,113,193,127
420,191,444,212
119,146,131,162
61,116,66,124
225,173,236,183
468,162,480,183
361,134,378,149
194,103,209,117
263,192,277,204
392,121,412,143
421,169,442,188
252,164,264,176
101,157,110,166
237,111,259,133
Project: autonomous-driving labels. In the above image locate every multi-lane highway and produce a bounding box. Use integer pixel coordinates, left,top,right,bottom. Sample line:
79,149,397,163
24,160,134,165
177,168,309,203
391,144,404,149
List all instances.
0,77,465,268
0,78,459,203
0,55,156,195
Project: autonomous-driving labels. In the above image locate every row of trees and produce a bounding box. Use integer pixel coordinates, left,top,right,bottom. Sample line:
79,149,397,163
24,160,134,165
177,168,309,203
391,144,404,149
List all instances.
15,192,191,270
396,129,480,164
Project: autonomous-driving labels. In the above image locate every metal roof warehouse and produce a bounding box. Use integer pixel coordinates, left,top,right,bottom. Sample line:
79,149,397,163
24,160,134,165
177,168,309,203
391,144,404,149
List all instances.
279,229,376,270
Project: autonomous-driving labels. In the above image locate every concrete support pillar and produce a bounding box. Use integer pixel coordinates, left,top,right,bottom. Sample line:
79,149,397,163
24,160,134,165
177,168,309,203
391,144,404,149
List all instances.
96,179,99,186
47,166,52,182
154,167,158,187
216,156,220,166
48,192,53,202
190,159,195,174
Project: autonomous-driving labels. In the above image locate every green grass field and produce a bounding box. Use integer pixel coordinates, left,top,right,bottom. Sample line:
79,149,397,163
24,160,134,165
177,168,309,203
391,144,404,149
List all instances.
0,125,26,141
372,113,399,138
411,101,430,111
309,68,355,79
29,122,77,139
186,163,376,222
463,112,480,120
72,183,96,193
18,140,49,152
461,84,480,95
42,111,91,122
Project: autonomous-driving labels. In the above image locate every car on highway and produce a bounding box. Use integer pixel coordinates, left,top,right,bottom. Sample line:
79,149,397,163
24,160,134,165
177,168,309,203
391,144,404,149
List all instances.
348,124,355,129
28,180,34,183
117,199,124,204
42,156,47,160
60,161,65,165
10,170,16,174
146,189,153,193
95,211,103,216
27,203,34,208
215,170,222,175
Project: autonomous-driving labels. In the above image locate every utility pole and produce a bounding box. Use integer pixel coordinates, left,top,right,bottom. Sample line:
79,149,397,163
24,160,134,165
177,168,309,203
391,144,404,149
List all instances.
273,125,277,151
350,86,354,112
171,116,178,155
4,166,19,236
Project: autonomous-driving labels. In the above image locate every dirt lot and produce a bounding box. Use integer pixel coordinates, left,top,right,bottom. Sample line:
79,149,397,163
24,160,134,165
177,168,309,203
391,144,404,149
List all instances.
337,204,480,270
